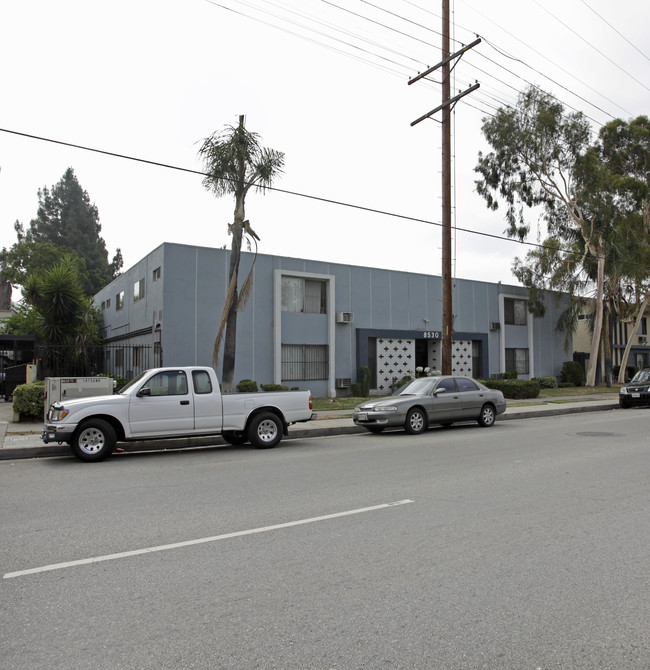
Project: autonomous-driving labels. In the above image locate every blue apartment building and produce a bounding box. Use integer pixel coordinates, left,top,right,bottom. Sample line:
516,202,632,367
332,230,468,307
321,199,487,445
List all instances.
94,242,572,397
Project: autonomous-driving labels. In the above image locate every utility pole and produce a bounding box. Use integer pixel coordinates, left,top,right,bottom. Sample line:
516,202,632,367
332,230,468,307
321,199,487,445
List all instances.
441,0,452,375
409,7,480,375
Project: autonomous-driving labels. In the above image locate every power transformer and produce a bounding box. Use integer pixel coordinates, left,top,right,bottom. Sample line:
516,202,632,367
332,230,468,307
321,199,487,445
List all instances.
44,377,116,420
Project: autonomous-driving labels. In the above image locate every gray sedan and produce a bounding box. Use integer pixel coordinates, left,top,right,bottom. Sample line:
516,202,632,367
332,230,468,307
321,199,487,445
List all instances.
353,376,506,434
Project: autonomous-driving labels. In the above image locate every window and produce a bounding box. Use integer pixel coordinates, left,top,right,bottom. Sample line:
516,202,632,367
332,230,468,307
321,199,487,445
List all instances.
281,277,327,314
642,318,647,336
505,348,530,375
115,348,124,367
436,378,457,393
101,301,106,310
192,370,212,394
106,298,111,308
504,298,527,325
133,346,144,367
116,291,125,311
456,377,479,392
153,267,161,281
282,344,328,380
133,278,145,302
146,370,188,396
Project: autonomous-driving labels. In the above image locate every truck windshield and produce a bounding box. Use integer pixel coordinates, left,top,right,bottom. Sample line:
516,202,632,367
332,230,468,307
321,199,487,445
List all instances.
119,370,149,393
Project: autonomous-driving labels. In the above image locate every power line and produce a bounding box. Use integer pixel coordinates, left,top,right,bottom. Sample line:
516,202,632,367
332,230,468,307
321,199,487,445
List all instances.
531,0,650,93
1,125,644,271
578,0,650,62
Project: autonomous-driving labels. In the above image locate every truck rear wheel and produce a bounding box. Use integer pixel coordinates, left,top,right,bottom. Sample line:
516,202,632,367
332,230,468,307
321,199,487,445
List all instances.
71,419,116,462
248,412,283,449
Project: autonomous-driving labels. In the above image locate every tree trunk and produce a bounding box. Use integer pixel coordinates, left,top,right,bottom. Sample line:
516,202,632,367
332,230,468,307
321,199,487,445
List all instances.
585,250,605,387
220,212,244,394
617,295,649,383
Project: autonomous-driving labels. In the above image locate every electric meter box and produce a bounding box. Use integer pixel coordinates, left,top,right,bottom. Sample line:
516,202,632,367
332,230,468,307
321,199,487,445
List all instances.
44,377,116,420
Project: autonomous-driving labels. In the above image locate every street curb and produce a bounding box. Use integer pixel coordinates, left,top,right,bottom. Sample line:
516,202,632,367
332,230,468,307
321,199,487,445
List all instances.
0,401,621,461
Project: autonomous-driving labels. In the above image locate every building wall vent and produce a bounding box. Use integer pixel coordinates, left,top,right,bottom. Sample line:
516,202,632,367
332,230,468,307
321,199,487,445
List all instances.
336,312,354,324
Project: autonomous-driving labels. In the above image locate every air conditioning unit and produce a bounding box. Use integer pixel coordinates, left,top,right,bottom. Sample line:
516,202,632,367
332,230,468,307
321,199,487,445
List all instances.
336,312,354,324
336,378,352,389
490,322,501,331
639,336,647,344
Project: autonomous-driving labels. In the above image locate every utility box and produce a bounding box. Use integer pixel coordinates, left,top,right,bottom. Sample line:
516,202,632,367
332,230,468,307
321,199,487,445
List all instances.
44,377,115,420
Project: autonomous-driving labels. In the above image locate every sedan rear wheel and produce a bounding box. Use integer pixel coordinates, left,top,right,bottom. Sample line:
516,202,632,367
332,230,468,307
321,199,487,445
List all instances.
477,403,496,427
405,407,427,435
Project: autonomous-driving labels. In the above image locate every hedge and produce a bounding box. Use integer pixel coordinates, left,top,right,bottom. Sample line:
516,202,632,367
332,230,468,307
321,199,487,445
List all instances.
261,384,289,392
236,379,259,393
482,378,541,399
12,382,46,421
532,376,558,389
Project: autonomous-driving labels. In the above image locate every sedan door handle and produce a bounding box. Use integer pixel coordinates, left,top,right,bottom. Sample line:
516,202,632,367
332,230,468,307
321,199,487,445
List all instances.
180,400,190,405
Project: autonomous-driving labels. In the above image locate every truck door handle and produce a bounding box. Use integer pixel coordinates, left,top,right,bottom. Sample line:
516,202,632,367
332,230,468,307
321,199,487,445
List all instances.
180,400,190,405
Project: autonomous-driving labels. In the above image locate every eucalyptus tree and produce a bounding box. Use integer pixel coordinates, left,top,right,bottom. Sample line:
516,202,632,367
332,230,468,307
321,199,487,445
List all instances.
198,116,284,392
598,116,650,381
476,86,619,386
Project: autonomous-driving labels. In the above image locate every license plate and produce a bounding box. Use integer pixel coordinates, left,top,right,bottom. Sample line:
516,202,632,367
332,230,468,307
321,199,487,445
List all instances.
358,412,368,421
632,393,640,398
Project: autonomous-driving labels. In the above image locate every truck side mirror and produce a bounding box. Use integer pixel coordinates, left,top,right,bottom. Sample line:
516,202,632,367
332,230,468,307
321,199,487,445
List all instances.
137,386,152,397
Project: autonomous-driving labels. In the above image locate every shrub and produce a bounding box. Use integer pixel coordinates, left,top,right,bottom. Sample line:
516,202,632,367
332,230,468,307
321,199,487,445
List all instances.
503,369,518,380
236,379,258,393
359,366,371,397
13,382,46,421
560,361,584,387
483,378,540,399
533,376,558,389
103,372,126,391
393,375,413,390
350,383,362,396
261,384,289,392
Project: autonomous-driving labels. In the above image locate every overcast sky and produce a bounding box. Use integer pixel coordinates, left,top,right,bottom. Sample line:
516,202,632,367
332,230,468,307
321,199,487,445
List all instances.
1,0,648,290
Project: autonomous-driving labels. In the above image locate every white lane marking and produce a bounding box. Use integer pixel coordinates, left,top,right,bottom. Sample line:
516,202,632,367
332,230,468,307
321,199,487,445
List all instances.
3,499,414,579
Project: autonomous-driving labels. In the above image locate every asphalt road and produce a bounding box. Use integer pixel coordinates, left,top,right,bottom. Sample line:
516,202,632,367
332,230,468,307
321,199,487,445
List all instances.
1,410,649,669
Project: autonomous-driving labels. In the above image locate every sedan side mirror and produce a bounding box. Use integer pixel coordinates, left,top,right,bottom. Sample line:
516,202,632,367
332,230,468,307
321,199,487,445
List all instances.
434,388,446,395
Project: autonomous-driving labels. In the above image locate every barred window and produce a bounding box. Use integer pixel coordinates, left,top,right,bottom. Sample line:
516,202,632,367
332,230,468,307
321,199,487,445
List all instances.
505,348,529,375
504,298,527,325
282,344,328,380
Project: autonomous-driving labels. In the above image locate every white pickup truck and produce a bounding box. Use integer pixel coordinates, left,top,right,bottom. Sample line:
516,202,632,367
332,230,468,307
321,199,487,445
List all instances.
42,366,315,462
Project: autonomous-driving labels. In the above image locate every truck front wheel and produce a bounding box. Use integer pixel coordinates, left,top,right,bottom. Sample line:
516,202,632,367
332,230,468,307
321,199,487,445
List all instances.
72,419,117,462
248,412,283,449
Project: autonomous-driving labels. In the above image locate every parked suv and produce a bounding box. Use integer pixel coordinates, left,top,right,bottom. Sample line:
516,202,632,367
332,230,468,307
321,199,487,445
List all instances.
619,368,650,408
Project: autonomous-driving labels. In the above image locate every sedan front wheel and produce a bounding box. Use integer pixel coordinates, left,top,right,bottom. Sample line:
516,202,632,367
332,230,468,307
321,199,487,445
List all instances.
405,407,427,435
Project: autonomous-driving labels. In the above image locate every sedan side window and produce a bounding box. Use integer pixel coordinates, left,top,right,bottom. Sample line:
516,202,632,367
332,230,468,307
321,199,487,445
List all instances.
436,378,457,393
456,378,479,392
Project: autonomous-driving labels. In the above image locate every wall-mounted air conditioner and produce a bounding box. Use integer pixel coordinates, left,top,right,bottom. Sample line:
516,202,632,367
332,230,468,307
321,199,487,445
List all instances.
336,312,354,324
639,336,647,344
490,322,501,331
336,378,352,388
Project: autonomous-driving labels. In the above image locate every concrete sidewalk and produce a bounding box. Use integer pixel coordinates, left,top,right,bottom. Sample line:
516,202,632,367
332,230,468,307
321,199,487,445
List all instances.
0,394,621,461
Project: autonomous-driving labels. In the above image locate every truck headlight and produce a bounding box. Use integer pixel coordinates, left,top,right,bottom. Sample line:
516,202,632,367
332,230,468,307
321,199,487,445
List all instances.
48,407,69,422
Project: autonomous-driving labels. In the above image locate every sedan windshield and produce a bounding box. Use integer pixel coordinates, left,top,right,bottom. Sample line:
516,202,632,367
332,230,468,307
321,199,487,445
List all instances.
395,378,438,396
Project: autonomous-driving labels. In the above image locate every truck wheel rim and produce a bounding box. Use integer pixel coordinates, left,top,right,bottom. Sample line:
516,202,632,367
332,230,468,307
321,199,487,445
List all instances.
78,428,105,454
258,419,278,443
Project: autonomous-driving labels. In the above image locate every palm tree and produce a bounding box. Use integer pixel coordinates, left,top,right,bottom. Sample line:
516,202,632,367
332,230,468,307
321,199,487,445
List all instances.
198,116,284,392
